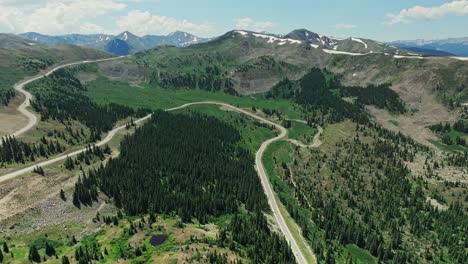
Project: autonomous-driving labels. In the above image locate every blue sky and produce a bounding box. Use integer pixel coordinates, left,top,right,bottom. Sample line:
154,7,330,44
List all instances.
0,0,467,41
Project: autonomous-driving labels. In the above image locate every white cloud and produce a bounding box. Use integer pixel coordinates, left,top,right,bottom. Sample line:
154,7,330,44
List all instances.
79,22,107,34
333,23,356,30
386,0,468,25
116,10,214,36
0,0,125,34
235,17,275,31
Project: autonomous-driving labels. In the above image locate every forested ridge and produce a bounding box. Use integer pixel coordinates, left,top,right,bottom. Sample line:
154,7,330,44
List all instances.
267,68,407,121
135,50,238,94
74,111,295,263
270,123,467,263
262,68,467,263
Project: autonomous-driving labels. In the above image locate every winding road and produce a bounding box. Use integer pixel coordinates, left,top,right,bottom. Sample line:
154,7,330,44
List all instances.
1,65,316,263
1,56,126,142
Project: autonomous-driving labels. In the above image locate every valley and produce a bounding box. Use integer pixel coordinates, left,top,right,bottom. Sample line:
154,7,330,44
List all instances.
0,22,467,264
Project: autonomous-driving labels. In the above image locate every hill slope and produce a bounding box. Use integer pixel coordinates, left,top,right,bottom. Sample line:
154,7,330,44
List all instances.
0,34,112,105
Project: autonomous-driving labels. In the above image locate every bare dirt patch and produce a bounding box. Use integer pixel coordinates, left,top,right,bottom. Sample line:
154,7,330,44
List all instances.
97,60,147,83
0,157,115,238
75,72,98,84
0,94,28,137
367,106,440,148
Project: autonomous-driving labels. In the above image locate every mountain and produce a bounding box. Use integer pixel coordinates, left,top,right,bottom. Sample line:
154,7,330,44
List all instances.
115,29,428,95
18,31,209,55
225,29,416,56
391,37,468,56
104,28,467,110
19,32,113,46
104,39,131,56
162,31,207,46
0,33,44,48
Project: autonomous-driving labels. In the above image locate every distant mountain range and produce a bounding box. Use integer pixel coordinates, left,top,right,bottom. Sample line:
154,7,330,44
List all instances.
391,37,468,56
16,29,468,58
19,31,208,55
212,29,416,57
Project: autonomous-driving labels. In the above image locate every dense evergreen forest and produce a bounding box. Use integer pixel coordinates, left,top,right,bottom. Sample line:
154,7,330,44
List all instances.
74,111,295,263
156,69,237,95
266,78,300,99
340,84,406,113
267,68,406,120
296,69,369,124
27,68,149,141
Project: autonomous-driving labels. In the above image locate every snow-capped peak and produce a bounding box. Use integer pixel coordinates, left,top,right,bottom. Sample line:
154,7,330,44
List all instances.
121,32,128,41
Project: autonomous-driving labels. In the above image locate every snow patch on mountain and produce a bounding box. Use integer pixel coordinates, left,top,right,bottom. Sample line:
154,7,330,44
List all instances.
235,31,249,36
122,32,128,41
310,44,319,49
323,49,368,56
351,38,367,49
252,33,302,45
394,55,424,59
451,57,468,61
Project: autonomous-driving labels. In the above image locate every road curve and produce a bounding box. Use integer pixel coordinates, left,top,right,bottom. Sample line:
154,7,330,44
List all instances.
285,125,323,148
0,101,311,263
3,56,126,141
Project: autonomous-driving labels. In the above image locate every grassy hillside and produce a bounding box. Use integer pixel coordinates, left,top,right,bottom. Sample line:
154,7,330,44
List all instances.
0,34,112,105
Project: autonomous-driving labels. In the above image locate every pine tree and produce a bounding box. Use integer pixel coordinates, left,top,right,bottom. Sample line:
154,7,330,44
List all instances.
61,255,70,264
60,189,66,201
45,242,56,256
28,245,41,263
2,242,8,254
64,156,74,170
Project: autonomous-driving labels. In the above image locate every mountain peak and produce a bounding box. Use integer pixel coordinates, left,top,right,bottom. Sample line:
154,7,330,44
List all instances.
167,31,193,38
117,31,138,41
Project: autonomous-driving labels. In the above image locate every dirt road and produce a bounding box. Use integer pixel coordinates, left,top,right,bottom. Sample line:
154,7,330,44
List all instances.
1,56,126,143
0,101,313,264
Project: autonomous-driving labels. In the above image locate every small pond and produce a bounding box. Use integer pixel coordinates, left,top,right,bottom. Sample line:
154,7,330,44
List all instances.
150,234,168,246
